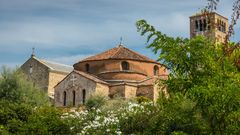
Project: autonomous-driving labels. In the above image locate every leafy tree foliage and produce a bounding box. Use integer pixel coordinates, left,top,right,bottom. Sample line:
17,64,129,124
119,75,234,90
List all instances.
0,67,49,106
136,19,240,134
23,107,70,135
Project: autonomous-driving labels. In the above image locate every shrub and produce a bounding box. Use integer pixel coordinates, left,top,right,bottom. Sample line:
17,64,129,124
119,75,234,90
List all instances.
85,94,107,110
135,96,151,104
101,98,129,112
0,67,49,106
24,106,70,134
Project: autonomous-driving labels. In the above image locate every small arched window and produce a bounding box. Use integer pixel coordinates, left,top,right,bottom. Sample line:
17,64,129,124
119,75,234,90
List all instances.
82,89,86,104
85,64,90,72
29,65,33,74
154,65,159,76
72,91,76,106
63,91,67,106
121,61,129,70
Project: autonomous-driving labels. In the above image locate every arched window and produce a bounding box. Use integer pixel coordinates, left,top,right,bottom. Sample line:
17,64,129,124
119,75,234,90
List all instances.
121,61,129,70
85,64,90,72
63,91,67,106
72,91,76,106
82,89,86,104
154,65,159,76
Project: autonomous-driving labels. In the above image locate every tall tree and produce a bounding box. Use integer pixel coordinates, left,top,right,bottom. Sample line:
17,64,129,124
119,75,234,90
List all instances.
136,1,240,134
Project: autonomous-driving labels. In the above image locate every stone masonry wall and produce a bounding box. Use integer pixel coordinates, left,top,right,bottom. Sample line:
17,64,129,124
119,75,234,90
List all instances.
48,71,68,97
54,72,109,107
21,57,49,92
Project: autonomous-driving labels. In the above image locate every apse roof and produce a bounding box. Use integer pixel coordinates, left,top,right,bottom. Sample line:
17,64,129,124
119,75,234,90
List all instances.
77,44,159,64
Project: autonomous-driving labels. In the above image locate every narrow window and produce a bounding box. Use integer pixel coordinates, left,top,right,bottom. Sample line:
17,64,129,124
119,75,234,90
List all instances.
82,89,86,104
195,20,199,31
63,91,67,106
73,91,76,106
223,23,226,33
218,19,221,31
203,19,207,31
154,65,159,76
207,19,211,30
199,20,203,31
85,64,90,72
29,65,33,74
121,61,129,70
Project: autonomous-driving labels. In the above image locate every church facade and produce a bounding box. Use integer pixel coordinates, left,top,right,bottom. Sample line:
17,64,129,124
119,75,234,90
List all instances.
21,55,73,99
54,45,168,107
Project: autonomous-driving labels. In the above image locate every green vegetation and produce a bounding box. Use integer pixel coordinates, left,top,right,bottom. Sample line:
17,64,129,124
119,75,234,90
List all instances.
1,29,240,135
1,1,240,134
0,67,49,106
85,93,107,110
136,19,240,134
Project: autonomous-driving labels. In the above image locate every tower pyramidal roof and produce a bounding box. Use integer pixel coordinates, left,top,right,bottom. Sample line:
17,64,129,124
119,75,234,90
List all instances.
77,44,159,64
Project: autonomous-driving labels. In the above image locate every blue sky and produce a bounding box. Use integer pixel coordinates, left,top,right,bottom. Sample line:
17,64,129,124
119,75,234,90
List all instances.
0,0,237,68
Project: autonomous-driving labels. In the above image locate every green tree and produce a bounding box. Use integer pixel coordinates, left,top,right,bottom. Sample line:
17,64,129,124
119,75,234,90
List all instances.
23,107,70,135
0,67,50,134
136,19,240,134
0,67,49,106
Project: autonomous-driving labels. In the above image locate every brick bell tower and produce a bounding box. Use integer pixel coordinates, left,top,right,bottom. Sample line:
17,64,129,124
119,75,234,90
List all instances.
189,12,229,43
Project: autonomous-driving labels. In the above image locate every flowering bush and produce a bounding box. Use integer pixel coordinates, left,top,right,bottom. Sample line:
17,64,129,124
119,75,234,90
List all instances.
61,101,156,135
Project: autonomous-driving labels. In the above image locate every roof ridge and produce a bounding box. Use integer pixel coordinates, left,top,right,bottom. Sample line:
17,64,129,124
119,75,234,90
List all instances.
32,56,73,73
110,46,122,58
41,59,72,67
122,46,156,61
32,57,54,70
77,45,160,64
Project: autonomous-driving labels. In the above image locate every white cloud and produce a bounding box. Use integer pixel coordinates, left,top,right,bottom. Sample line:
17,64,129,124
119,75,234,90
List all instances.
0,0,237,68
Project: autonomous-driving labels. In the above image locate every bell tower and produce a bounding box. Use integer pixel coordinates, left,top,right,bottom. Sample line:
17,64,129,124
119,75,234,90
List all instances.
189,12,228,43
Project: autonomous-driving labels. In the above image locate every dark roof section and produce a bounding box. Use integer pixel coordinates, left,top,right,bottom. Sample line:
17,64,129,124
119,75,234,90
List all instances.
77,44,160,64
34,57,73,73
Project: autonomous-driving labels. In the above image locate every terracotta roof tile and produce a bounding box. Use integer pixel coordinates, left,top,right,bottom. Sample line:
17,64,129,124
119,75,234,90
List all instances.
78,45,159,64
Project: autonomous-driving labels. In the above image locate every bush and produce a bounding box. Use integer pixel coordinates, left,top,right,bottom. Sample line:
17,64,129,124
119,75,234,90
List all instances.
0,67,49,106
0,100,32,125
23,106,70,134
101,98,129,112
85,94,107,110
135,96,151,104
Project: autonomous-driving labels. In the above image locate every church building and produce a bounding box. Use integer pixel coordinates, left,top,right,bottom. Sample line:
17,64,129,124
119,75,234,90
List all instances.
54,45,168,107
54,11,230,107
190,12,228,43
21,54,73,99
20,10,229,107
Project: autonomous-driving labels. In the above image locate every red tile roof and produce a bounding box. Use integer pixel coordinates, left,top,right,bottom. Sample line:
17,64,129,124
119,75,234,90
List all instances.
78,45,159,64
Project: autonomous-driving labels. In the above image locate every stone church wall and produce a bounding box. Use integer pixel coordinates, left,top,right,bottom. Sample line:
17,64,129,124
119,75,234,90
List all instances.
48,71,68,97
95,83,109,97
137,85,154,100
54,72,109,107
125,85,137,99
109,85,125,98
21,57,49,92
